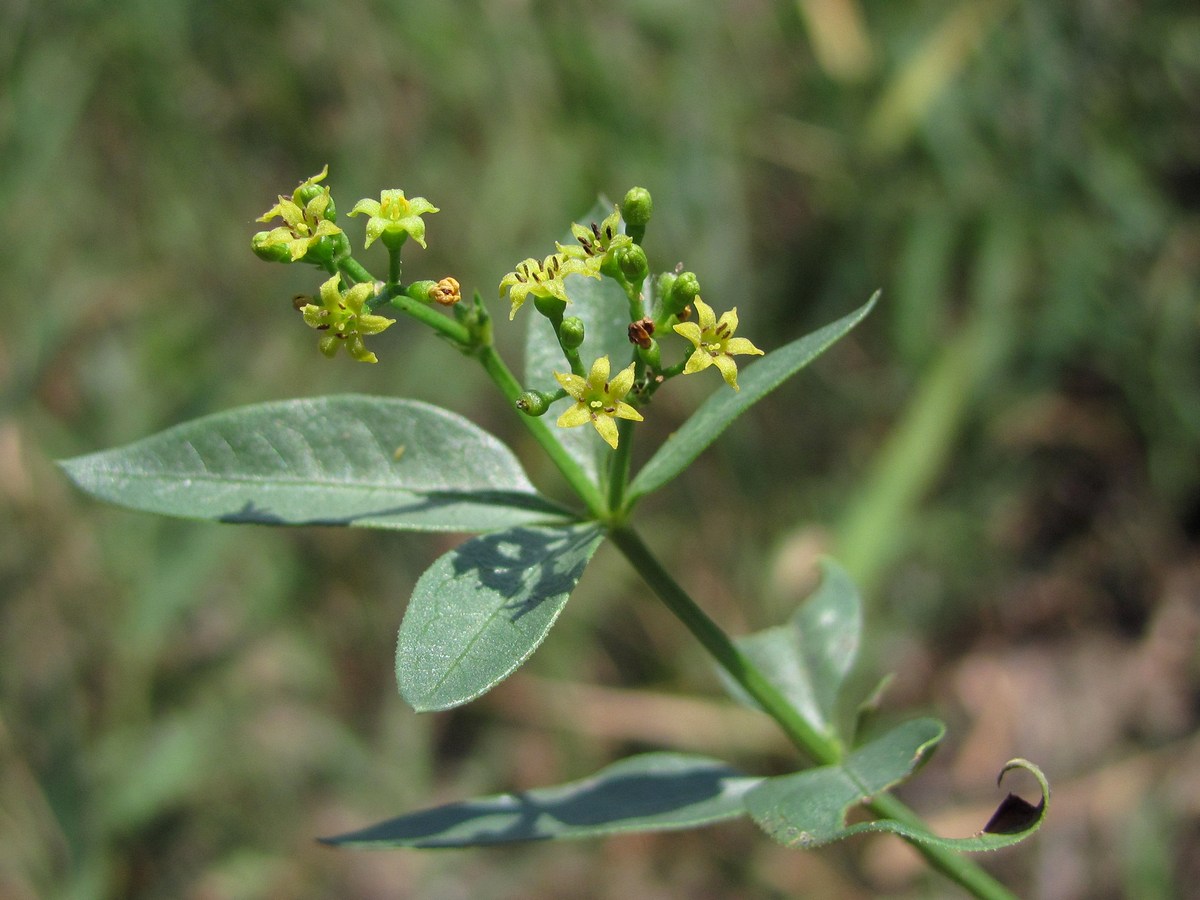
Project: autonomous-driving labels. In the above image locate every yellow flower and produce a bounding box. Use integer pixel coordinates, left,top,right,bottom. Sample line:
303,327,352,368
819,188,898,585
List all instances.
553,356,643,450
299,275,395,363
499,252,597,320
254,165,343,262
673,297,764,390
348,189,439,249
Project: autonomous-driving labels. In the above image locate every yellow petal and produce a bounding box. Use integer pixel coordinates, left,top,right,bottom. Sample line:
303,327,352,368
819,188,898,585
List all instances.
673,322,703,348
607,362,638,399
587,356,611,388
682,350,714,376
557,403,592,429
712,354,741,390
553,371,587,400
611,401,644,422
693,297,716,330
724,337,763,357
592,415,620,449
716,307,739,335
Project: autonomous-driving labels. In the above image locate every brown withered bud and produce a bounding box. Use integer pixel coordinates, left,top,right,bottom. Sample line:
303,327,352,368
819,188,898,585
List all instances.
627,316,655,348
430,276,462,306
292,294,311,312
676,305,692,322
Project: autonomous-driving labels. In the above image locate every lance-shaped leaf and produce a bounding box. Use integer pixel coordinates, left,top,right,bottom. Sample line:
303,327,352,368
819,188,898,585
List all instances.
322,752,758,848
746,718,1049,852
725,559,861,739
60,396,571,532
524,199,635,484
397,522,605,711
627,293,879,501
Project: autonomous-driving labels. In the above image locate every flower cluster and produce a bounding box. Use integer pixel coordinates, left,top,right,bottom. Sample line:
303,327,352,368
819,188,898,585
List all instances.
298,275,395,364
500,192,765,448
252,166,342,263
252,173,767,436
499,253,597,320
252,166,445,364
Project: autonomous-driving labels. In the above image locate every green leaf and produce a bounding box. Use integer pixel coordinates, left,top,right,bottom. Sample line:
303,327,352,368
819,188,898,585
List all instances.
726,559,861,739
747,720,1049,852
746,718,944,848
524,198,635,484
397,522,605,711
60,395,571,532
627,293,879,501
321,752,758,848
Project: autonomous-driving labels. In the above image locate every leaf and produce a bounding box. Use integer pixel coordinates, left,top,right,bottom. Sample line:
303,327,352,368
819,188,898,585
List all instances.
524,198,635,485
627,293,879,501
746,718,944,848
60,395,571,532
321,752,759,848
747,720,1050,852
397,522,605,711
725,559,862,739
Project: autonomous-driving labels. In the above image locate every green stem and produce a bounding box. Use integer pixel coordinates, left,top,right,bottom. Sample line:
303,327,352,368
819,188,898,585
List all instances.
607,418,635,515
476,344,607,519
608,526,840,765
337,255,375,286
387,245,402,287
387,294,472,346
608,525,1018,900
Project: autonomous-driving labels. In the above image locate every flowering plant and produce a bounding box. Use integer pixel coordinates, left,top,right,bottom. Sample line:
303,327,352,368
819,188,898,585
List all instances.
61,169,1047,898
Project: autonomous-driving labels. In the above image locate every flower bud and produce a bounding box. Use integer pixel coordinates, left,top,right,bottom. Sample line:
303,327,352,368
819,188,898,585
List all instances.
296,184,337,220
516,390,553,417
252,232,295,263
667,271,701,315
621,187,652,244
559,316,586,349
618,245,649,284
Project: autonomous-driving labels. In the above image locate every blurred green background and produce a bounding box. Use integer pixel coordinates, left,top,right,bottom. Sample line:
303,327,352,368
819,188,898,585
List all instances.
3,1,1199,897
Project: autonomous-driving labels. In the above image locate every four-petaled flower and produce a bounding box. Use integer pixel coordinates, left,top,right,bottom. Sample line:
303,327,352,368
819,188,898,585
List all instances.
254,165,343,262
349,190,439,250
499,252,597,320
673,297,764,391
554,356,643,450
299,275,396,364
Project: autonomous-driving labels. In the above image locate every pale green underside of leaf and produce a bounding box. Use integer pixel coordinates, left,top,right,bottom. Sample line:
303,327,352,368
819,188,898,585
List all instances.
322,752,758,848
60,395,570,532
746,718,1047,851
524,198,635,485
725,559,862,739
397,522,605,711
628,293,880,501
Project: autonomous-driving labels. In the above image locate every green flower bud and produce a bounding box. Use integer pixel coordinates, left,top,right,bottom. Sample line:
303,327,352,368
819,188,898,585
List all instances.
618,245,649,284
252,231,295,263
656,272,677,305
667,271,701,314
296,183,337,220
516,390,553,417
559,316,586,349
621,187,652,244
